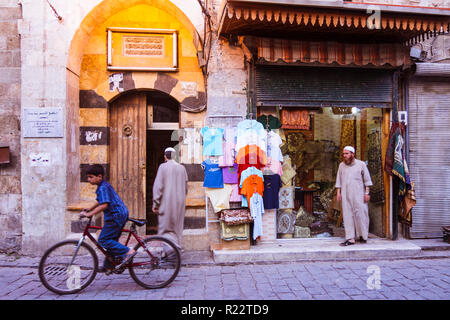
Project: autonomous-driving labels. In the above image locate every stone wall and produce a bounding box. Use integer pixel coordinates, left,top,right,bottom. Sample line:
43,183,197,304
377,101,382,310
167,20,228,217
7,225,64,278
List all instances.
206,0,248,121
0,0,22,253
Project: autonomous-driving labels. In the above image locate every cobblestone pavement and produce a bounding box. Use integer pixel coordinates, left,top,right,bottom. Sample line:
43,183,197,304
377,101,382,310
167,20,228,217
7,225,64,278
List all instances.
0,256,449,300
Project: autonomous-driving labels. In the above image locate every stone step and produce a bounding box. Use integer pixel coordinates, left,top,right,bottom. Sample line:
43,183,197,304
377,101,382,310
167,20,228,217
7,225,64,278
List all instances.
213,238,423,264
182,228,209,251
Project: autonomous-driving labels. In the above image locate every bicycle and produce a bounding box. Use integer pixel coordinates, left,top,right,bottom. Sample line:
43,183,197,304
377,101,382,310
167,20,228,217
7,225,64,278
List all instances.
38,216,181,295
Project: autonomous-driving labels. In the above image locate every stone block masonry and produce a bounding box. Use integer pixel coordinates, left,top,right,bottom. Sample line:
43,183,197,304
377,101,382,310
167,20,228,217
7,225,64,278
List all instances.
0,2,22,253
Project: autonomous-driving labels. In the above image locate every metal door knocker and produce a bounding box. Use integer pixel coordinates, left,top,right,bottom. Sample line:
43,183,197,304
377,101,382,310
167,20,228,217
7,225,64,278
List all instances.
123,124,133,137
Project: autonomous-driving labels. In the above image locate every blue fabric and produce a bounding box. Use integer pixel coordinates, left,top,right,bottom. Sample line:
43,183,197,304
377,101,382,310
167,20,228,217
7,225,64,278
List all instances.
98,219,129,258
249,193,264,240
95,180,128,226
263,174,282,209
236,120,265,138
202,160,224,188
201,127,224,156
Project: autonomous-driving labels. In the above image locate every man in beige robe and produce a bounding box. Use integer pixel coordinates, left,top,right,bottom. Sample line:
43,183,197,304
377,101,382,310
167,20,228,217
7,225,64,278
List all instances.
336,146,373,246
152,147,188,250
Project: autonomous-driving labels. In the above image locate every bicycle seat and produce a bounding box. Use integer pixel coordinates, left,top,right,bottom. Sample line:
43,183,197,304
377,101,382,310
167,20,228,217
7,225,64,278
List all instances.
128,218,146,227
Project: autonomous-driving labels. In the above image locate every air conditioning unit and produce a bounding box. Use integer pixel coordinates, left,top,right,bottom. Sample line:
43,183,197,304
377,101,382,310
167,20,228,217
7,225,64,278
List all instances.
410,47,427,61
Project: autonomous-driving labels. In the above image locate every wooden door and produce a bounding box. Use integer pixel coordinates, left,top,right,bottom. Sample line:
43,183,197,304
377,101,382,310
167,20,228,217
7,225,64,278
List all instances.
110,93,147,221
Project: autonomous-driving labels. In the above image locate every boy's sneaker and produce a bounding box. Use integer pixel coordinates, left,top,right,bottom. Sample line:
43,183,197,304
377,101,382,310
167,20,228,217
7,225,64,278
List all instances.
115,251,137,269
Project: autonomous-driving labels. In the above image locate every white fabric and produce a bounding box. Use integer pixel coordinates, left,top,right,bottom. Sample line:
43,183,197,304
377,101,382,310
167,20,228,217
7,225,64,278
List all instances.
267,131,283,162
235,130,268,153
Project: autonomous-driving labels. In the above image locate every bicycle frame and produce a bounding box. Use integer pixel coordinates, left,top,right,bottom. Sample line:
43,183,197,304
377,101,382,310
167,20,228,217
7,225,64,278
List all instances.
78,218,157,268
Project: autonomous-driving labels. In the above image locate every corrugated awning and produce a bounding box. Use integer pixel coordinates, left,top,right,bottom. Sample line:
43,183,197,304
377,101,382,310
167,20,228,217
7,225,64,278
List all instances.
247,37,410,67
218,1,450,45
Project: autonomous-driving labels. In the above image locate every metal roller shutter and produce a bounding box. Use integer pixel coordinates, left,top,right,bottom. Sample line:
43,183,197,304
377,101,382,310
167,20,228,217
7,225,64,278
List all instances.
408,78,450,238
255,65,393,108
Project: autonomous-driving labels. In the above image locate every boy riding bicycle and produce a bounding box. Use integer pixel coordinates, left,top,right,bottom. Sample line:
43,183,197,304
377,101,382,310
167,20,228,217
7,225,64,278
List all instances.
80,164,136,274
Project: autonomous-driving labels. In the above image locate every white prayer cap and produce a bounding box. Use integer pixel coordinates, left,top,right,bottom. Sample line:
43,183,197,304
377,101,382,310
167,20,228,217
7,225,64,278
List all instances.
344,146,355,154
164,147,176,153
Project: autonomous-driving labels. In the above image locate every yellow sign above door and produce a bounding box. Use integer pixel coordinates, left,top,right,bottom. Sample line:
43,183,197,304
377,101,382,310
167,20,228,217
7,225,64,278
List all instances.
107,27,178,72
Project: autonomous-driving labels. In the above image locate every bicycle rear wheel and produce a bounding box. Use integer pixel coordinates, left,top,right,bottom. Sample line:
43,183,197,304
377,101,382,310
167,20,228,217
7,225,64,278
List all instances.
38,240,98,295
129,236,181,289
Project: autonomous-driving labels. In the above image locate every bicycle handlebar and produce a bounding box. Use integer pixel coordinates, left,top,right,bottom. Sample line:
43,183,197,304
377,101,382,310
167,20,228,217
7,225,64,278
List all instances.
79,214,93,223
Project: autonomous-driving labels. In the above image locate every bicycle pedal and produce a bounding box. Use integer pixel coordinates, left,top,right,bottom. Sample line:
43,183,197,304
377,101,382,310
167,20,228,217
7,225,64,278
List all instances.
112,267,125,274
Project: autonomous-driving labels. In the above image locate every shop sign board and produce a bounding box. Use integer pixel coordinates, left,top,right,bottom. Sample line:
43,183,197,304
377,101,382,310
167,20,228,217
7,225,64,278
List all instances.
107,27,178,72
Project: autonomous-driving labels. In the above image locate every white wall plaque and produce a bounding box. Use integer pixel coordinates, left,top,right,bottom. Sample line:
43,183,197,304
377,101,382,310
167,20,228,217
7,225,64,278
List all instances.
24,108,63,138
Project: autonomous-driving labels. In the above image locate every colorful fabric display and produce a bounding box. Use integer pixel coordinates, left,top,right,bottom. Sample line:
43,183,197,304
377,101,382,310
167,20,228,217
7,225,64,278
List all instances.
220,208,253,225
236,120,267,153
281,109,310,130
222,163,238,184
219,128,237,167
240,175,264,206
220,221,249,241
263,157,283,177
279,186,295,209
239,167,264,207
202,159,223,188
205,184,233,213
235,144,267,165
263,174,282,209
201,127,224,156
228,183,242,202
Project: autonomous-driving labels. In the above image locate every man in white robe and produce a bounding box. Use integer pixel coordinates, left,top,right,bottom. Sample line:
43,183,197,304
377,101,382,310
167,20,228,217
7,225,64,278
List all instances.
336,146,373,246
152,147,188,250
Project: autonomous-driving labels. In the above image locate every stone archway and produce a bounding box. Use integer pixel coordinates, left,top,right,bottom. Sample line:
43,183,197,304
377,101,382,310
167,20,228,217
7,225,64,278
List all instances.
67,0,207,205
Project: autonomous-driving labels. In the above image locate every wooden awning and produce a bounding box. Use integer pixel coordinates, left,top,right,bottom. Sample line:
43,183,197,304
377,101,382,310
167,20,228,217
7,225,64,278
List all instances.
247,37,410,67
218,1,450,44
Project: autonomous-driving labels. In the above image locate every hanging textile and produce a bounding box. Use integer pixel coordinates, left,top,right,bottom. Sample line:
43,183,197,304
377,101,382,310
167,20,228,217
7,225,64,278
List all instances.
339,117,356,162
220,221,249,241
201,127,224,156
384,122,405,176
367,130,385,203
257,114,282,130
253,37,411,67
220,208,253,225
281,109,310,130
399,181,416,227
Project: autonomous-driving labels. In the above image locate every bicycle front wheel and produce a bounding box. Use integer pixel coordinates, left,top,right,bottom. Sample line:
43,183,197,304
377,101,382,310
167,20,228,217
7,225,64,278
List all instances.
129,236,181,289
38,240,98,295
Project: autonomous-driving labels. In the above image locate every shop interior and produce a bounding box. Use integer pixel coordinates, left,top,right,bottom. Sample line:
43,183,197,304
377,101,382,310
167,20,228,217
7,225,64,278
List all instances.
259,106,386,240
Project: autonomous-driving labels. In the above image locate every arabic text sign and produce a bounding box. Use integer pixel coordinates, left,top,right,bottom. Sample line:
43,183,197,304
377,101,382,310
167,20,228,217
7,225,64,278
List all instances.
24,108,63,138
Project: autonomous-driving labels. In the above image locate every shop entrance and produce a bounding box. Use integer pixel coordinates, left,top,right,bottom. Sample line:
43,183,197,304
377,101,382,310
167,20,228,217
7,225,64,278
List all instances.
260,106,387,240
109,90,180,235
254,65,392,240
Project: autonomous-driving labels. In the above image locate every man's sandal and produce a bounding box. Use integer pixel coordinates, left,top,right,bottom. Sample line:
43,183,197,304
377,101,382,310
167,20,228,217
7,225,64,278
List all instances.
340,240,355,246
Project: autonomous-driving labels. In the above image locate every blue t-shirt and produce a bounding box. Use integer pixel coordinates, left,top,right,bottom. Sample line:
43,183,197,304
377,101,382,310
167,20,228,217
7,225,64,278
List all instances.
201,127,224,156
202,160,224,188
96,180,128,225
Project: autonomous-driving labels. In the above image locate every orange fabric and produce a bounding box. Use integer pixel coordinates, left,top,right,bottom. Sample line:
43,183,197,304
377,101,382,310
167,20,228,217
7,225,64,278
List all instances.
281,110,310,129
240,175,264,208
235,144,267,166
